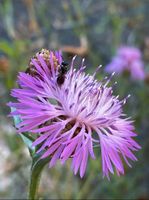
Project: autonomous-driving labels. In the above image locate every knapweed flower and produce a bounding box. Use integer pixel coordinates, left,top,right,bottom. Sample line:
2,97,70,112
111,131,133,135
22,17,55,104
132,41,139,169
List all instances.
105,46,145,80
8,49,141,179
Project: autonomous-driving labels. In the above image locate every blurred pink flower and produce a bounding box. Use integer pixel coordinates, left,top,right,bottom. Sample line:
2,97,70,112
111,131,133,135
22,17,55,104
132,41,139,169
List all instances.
105,46,145,80
8,50,141,179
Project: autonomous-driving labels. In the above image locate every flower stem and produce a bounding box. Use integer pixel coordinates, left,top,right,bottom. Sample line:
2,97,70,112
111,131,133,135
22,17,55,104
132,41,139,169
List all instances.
28,157,50,199
28,163,42,199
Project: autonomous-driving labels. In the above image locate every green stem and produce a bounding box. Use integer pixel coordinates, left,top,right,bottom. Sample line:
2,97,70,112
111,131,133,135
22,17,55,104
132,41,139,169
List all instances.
28,163,42,199
28,172,41,199
28,157,50,199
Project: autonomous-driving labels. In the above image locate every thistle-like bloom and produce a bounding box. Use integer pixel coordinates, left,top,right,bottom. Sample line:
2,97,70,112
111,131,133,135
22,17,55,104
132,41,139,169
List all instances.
8,49,141,179
105,46,145,80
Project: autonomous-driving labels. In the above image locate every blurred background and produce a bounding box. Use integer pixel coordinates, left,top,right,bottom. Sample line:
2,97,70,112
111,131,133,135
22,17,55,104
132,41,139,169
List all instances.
0,0,149,199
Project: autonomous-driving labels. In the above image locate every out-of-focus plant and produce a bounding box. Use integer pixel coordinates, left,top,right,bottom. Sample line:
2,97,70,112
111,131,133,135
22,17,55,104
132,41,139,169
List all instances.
0,39,30,89
105,46,145,81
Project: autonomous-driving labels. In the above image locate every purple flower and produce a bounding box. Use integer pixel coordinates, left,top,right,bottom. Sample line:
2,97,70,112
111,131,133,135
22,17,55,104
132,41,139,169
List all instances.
105,46,145,80
8,49,141,179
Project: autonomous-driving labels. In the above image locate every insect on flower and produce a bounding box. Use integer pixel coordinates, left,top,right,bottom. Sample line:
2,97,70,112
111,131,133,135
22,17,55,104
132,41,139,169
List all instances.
8,50,141,179
57,61,68,86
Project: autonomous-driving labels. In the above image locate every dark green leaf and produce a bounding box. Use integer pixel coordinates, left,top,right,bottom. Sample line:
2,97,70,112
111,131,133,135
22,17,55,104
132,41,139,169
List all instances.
10,107,35,156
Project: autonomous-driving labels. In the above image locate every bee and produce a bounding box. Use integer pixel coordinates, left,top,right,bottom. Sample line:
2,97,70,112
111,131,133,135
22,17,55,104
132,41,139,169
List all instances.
57,61,68,86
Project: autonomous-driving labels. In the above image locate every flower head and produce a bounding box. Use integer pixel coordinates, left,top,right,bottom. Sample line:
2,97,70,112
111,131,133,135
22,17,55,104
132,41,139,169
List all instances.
8,49,141,179
105,46,145,80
